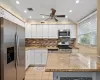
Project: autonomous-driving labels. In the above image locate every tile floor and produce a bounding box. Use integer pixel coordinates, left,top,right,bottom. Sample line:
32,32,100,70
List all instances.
25,67,52,80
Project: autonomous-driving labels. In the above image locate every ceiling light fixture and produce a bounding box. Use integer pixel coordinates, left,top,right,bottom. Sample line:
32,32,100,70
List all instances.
42,16,45,18
16,0,20,4
29,16,32,19
76,0,79,3
69,10,72,12
65,15,68,18
24,10,27,13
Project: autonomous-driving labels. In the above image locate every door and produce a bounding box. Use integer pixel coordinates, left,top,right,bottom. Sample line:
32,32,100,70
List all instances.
1,18,16,80
16,24,25,80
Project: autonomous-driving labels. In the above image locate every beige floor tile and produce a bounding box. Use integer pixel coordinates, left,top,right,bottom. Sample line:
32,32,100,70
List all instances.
25,67,52,80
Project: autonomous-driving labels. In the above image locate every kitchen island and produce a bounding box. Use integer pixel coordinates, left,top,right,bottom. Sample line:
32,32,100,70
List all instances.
46,53,100,80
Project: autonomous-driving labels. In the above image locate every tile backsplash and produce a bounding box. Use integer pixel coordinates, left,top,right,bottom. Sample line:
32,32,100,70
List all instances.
25,38,58,47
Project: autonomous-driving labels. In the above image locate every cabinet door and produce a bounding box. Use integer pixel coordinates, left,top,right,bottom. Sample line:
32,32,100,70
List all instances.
41,49,48,65
25,51,28,69
49,25,58,38
34,50,42,65
30,50,35,65
37,25,43,38
70,25,76,38
43,25,49,38
25,50,30,69
31,25,37,38
42,53,48,65
25,24,31,38
27,50,31,66
57,24,65,30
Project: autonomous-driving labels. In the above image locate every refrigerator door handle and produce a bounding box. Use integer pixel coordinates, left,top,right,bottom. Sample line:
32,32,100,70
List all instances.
15,33,17,68
16,34,19,66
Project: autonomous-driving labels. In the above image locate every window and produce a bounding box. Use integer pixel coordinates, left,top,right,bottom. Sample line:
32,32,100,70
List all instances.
78,14,97,46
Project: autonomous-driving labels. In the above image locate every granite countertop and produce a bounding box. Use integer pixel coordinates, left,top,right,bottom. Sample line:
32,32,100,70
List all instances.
45,53,100,72
25,46,59,50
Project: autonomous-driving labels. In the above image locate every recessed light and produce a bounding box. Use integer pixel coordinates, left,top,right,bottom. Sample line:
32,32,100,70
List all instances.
24,10,27,13
42,16,45,18
29,16,32,19
16,1,20,4
76,0,79,3
69,10,72,12
65,15,68,18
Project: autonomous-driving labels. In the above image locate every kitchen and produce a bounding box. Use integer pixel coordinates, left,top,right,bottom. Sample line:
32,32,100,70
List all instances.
0,0,100,80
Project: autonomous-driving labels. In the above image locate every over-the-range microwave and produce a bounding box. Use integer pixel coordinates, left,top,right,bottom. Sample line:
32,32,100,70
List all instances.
58,30,70,37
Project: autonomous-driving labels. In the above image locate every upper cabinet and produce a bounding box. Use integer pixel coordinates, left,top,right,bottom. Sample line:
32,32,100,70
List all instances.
31,25,37,38
70,25,76,38
25,24,31,38
43,25,49,38
49,25,58,38
25,24,76,38
36,25,43,38
58,24,65,30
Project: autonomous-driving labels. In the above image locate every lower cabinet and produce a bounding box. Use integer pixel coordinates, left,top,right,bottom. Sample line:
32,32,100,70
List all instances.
26,49,48,68
25,50,31,69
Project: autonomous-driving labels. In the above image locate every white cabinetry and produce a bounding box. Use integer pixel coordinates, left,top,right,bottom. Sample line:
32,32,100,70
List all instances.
65,25,76,38
49,25,58,38
34,49,42,65
36,25,43,38
31,25,37,38
25,50,30,69
43,25,49,38
25,24,31,38
70,25,76,38
26,49,48,66
58,24,65,30
30,50,35,65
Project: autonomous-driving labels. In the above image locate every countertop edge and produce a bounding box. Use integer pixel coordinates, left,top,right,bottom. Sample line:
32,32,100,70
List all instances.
45,69,100,72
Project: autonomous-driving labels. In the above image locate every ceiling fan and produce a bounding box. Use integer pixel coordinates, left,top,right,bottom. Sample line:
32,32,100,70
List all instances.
40,8,65,22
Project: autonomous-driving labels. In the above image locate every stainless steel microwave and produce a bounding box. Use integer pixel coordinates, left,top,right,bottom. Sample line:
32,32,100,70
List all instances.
58,30,70,37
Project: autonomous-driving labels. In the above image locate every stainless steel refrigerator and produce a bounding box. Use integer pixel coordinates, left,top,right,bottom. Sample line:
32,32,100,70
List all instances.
0,17,25,80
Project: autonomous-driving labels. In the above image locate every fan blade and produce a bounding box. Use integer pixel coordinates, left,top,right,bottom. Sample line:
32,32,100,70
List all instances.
54,17,58,22
45,18,50,21
40,14,50,16
55,15,65,17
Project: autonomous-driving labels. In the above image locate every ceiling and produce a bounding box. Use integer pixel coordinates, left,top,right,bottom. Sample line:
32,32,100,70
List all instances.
0,0,97,23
